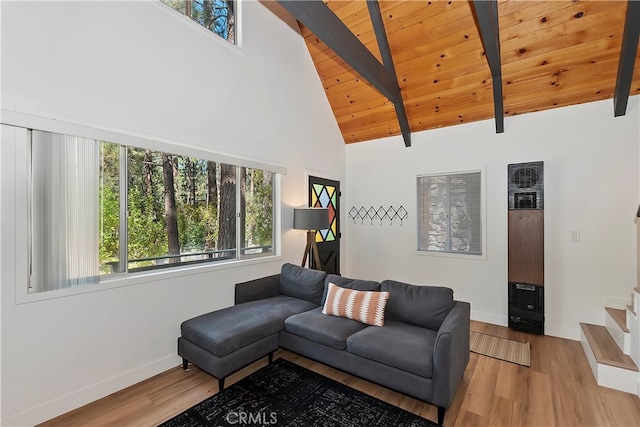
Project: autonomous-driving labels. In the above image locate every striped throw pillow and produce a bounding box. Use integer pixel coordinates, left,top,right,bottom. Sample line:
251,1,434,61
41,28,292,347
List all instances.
322,282,390,327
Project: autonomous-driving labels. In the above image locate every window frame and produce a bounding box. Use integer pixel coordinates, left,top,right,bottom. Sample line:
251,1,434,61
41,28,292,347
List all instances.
2,110,284,304
157,0,241,48
101,147,276,277
415,168,487,260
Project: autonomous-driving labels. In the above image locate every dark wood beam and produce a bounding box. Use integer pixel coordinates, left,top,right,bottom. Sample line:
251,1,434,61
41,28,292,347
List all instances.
470,0,504,133
278,0,400,103
367,0,411,147
614,0,640,117
277,0,411,146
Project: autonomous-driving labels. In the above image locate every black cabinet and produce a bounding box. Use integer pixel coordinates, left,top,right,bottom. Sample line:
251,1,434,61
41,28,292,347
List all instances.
508,282,544,334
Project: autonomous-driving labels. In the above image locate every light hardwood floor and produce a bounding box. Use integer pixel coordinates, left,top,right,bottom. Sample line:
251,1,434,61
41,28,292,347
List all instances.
40,321,640,426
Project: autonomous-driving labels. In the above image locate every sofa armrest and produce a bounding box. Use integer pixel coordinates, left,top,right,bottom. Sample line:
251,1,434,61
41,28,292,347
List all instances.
234,274,281,305
432,301,470,408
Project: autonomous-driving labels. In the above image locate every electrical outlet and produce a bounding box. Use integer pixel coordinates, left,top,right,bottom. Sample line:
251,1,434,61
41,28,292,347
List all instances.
570,231,581,242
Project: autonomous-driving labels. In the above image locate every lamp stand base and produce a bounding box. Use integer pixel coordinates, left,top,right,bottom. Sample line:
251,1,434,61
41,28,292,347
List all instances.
301,231,323,270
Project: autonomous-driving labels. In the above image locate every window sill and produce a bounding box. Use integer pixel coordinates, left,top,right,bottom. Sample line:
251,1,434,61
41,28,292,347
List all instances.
16,255,283,305
414,250,487,261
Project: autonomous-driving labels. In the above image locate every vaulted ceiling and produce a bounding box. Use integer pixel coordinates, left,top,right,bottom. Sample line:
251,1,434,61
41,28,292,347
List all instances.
280,0,640,145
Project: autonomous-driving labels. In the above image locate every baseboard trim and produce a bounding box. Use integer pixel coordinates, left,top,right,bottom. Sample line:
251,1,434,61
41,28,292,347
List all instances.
1,354,181,427
545,322,579,341
471,311,578,341
471,310,507,327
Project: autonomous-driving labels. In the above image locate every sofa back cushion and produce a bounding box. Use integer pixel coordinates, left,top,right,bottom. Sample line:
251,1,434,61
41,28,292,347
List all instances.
381,280,454,331
321,274,382,305
279,263,326,305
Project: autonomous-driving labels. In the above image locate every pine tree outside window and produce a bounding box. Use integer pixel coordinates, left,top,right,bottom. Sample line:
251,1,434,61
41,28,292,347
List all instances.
161,0,236,44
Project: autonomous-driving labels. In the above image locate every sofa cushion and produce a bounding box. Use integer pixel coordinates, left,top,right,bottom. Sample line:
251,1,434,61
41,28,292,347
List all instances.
321,274,382,305
381,280,454,331
284,307,369,350
346,320,437,378
322,282,389,327
181,295,317,357
279,263,326,305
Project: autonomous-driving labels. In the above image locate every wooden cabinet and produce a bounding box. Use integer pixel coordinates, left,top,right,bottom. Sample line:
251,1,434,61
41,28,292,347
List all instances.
508,209,544,286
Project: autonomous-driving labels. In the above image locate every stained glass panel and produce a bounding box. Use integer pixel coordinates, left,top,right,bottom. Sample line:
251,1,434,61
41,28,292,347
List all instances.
311,182,337,242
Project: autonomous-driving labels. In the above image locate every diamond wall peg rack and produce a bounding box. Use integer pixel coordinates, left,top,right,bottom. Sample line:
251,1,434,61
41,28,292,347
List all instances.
348,205,408,225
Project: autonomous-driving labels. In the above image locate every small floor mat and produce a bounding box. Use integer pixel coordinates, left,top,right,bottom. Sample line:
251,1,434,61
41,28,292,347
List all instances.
470,331,531,367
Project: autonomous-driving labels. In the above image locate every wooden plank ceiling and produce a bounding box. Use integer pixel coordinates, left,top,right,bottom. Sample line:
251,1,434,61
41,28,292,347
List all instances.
297,0,640,144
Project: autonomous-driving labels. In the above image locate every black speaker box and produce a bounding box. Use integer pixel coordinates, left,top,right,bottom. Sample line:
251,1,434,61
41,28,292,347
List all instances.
508,161,544,210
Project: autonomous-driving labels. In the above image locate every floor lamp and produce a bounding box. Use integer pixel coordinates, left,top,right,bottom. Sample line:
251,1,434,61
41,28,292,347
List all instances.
293,207,329,270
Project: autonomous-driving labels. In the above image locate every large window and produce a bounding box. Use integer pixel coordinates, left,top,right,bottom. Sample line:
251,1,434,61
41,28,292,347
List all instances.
29,130,274,293
161,0,236,44
417,171,482,255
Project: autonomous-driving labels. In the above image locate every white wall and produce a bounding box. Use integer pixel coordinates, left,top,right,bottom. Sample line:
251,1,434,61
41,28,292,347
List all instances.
0,1,345,425
345,97,640,340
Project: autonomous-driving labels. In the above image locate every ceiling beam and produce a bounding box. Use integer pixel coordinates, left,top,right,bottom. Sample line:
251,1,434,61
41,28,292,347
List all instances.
278,0,399,103
366,0,410,147
470,0,504,134
614,0,640,117
277,0,410,146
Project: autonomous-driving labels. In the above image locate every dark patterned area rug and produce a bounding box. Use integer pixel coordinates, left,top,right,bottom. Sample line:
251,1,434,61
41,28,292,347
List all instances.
159,358,438,427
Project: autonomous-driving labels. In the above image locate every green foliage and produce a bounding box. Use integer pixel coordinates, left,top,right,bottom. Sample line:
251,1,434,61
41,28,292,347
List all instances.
245,169,273,247
99,145,273,273
99,142,120,274
177,204,205,250
127,186,167,265
203,205,219,249
99,184,119,273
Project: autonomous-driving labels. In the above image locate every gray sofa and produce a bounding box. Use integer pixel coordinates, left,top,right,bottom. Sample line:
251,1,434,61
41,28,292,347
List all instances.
178,263,470,425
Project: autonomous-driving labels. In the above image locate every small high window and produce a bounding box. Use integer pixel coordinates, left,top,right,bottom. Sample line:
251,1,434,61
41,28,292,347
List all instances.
161,0,236,44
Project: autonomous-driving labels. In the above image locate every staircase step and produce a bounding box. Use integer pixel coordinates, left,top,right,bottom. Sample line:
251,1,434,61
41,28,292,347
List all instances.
628,304,636,316
605,307,629,333
635,287,640,293
580,323,638,371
